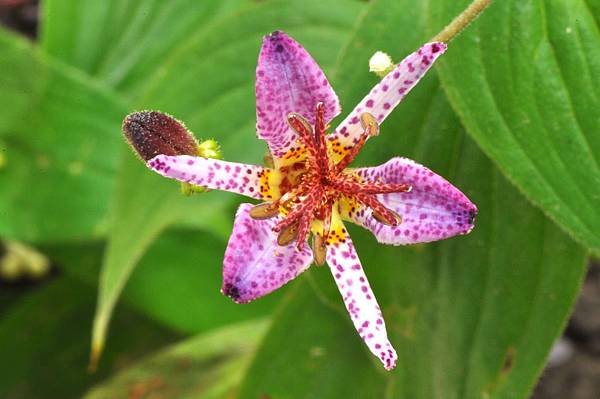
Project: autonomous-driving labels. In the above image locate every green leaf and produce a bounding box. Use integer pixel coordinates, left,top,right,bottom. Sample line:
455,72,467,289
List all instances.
91,154,232,362
425,0,600,254
239,1,587,398
0,28,126,242
89,0,364,365
125,229,281,334
43,229,279,335
84,319,269,399
135,0,365,162
0,275,178,399
41,0,252,95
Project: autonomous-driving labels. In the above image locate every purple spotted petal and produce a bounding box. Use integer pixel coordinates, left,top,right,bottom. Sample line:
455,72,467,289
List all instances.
222,203,313,303
256,31,341,161
327,235,397,370
352,157,477,245
330,42,446,145
148,155,266,200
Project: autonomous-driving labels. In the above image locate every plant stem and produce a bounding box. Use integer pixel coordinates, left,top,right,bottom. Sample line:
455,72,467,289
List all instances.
431,0,492,43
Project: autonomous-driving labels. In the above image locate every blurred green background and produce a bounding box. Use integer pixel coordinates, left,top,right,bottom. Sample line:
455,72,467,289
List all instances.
1,0,599,398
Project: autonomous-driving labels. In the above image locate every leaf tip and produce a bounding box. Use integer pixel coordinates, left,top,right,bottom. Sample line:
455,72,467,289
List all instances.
88,338,104,374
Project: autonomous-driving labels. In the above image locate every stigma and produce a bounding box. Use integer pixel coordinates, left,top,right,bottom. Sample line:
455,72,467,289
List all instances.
249,102,412,258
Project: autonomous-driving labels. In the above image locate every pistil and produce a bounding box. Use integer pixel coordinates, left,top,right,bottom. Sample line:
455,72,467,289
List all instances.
250,102,413,251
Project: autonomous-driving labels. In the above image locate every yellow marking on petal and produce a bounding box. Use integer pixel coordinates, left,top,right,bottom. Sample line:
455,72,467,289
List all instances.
311,204,347,245
258,169,283,200
338,195,361,222
275,144,308,168
326,136,352,164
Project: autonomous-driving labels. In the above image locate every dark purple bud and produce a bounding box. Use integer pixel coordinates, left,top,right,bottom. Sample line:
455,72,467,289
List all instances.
122,111,198,161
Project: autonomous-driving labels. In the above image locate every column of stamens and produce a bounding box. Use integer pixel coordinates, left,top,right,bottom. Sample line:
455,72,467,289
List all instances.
313,102,331,174
273,183,319,233
295,186,325,250
287,113,320,171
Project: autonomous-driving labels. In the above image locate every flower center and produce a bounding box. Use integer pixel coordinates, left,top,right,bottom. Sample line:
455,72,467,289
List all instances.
250,102,411,261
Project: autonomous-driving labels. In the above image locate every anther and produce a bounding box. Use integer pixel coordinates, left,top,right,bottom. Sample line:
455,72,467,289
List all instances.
360,112,379,137
312,234,327,265
249,202,280,220
263,152,275,168
372,208,402,226
287,113,313,137
277,222,299,246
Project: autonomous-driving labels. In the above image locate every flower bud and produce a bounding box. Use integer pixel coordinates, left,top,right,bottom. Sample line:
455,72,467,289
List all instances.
122,111,199,161
197,138,222,159
369,51,395,78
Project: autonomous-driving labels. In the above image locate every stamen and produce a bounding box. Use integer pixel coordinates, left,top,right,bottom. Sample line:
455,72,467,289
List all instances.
372,208,402,226
354,193,402,227
274,103,412,253
287,112,320,170
313,102,330,172
287,113,313,143
334,112,379,172
360,112,379,137
277,222,299,246
312,234,326,265
263,152,275,168
249,202,280,220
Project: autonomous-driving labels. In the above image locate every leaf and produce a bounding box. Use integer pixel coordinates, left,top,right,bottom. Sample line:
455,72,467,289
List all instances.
0,275,178,399
239,1,587,398
135,0,365,162
0,28,127,242
91,154,232,363
84,319,269,399
43,230,279,335
89,0,364,366
41,0,253,95
425,0,600,254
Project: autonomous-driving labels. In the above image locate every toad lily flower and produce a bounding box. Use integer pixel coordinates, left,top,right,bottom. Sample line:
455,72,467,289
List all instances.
146,31,476,370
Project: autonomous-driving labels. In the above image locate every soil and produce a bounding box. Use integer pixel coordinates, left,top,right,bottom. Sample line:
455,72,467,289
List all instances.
532,262,600,399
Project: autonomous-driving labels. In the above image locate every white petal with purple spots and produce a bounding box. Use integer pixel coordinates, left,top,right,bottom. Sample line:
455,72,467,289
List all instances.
148,155,266,200
326,235,397,370
352,157,477,245
222,203,313,303
330,42,447,146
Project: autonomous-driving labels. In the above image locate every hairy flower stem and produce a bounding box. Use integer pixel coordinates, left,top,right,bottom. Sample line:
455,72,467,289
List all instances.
431,0,492,43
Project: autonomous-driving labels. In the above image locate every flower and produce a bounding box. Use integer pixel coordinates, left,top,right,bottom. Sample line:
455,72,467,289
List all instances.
146,31,476,370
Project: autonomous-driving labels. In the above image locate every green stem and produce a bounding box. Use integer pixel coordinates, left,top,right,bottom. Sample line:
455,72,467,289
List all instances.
431,0,492,43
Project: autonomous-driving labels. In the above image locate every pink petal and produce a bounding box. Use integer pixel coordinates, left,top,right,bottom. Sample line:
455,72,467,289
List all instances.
256,31,341,161
330,42,446,145
326,235,397,370
148,155,268,200
352,157,477,245
222,203,313,303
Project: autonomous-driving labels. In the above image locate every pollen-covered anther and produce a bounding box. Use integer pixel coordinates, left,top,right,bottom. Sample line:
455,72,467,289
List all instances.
277,222,299,246
372,208,403,226
249,202,280,220
312,234,327,265
263,152,275,168
287,112,313,138
360,112,379,137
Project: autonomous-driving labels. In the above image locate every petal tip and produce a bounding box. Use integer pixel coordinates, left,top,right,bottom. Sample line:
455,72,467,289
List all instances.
428,41,448,54
382,348,398,371
463,204,478,235
267,30,285,38
221,283,245,304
